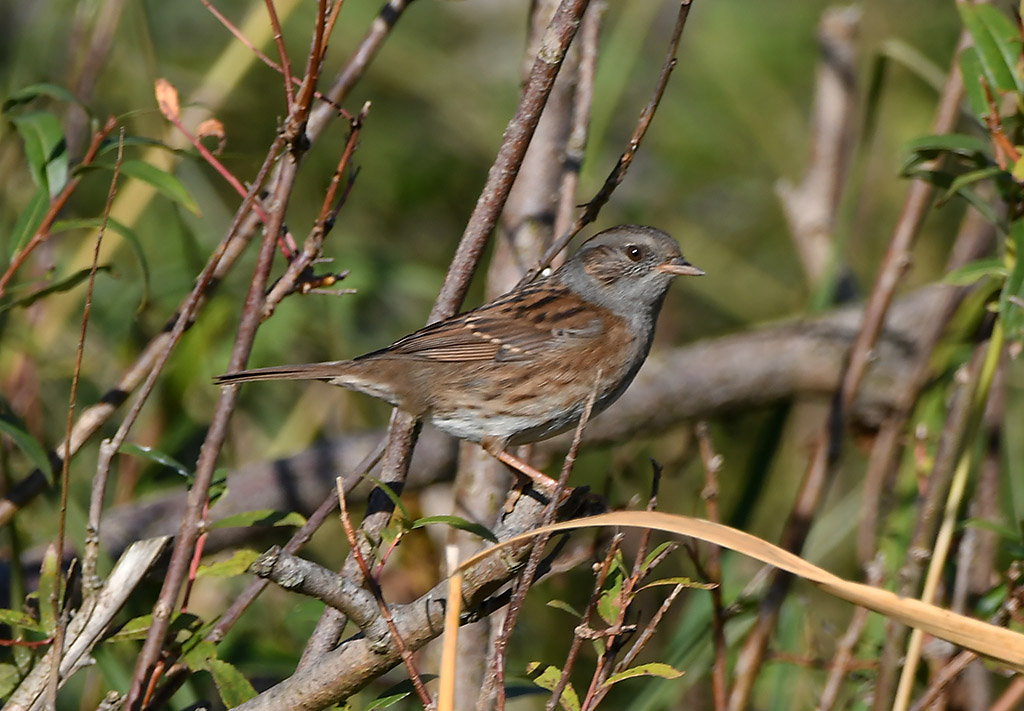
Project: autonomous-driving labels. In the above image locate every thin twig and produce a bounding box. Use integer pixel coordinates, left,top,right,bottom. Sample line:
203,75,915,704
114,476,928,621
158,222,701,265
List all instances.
695,421,728,711
336,478,433,708
524,0,693,284
816,559,884,711
47,126,125,710
263,0,295,108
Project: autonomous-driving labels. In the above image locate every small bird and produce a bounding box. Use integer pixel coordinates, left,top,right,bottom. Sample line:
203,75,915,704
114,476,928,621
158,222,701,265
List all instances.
218,225,702,483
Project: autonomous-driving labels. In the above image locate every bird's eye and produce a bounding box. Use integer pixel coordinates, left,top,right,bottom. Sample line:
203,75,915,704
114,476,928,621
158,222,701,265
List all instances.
625,244,643,262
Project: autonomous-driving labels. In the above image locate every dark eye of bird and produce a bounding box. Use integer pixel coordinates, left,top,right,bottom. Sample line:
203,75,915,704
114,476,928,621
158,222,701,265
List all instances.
625,244,643,262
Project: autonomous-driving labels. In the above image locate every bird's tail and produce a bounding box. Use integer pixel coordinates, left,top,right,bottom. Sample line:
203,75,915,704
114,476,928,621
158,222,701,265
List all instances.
215,361,352,385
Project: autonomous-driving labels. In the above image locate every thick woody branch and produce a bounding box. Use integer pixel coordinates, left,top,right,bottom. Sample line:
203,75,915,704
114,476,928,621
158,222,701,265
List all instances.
250,547,389,645
234,490,586,711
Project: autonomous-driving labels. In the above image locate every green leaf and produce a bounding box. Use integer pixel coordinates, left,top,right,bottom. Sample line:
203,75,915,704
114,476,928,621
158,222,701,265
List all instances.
107,614,153,642
959,47,990,120
900,133,993,175
0,265,113,314
940,166,1005,205
183,639,217,671
941,258,1008,286
211,509,307,530
877,38,948,94
638,576,716,592
366,677,437,709
0,663,21,699
973,5,1024,96
2,83,86,113
38,545,60,636
597,571,624,626
10,112,68,199
958,3,1019,94
366,692,412,709
409,515,498,542
904,168,1009,232
527,663,580,711
364,474,411,521
210,467,229,505
197,549,261,577
1000,220,1024,346
0,410,54,480
642,541,675,570
7,187,48,257
86,160,200,215
117,442,191,479
208,658,257,706
95,134,173,158
602,662,684,687
546,599,583,618
962,517,1021,541
0,609,44,632
51,216,151,312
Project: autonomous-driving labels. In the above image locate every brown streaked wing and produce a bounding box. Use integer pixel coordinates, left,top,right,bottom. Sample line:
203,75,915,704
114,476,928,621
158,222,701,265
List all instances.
361,284,608,363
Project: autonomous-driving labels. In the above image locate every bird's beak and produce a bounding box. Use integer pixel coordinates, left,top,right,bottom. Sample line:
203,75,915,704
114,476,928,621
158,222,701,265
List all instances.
656,257,705,277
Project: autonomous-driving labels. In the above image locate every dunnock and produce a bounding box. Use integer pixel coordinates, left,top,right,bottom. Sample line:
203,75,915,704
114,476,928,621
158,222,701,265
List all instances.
218,225,702,479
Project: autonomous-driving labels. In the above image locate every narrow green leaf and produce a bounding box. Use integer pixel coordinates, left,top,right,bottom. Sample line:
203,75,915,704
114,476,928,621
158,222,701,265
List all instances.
941,258,1008,286
38,545,59,635
904,168,1009,232
7,187,48,257
0,411,54,479
0,265,113,314
940,166,1005,205
50,216,151,311
973,5,1024,96
366,692,412,709
642,541,675,570
0,663,21,699
900,133,992,176
92,160,200,215
210,467,229,505
959,3,1018,93
364,474,411,521
603,662,684,687
10,112,68,199
1000,220,1024,346
878,38,947,93
95,134,172,158
409,515,498,542
546,599,583,618
0,609,44,632
208,658,258,706
639,576,716,592
597,571,623,626
118,442,191,479
211,510,307,530
107,614,153,642
962,517,1020,541
959,47,990,120
367,677,438,709
197,549,261,577
2,83,85,113
528,663,580,711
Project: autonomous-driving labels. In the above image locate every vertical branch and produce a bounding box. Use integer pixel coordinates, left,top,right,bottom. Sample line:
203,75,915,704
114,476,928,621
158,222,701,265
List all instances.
264,0,295,108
